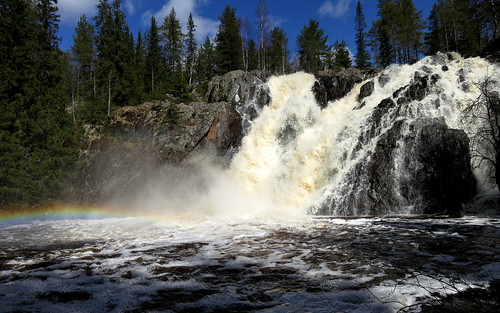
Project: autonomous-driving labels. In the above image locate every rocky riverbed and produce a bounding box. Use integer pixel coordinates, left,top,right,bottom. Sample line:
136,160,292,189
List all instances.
1,215,499,312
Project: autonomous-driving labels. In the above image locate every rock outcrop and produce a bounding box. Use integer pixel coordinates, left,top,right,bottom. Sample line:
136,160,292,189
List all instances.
76,100,242,202
312,68,380,108
318,63,477,216
204,70,270,106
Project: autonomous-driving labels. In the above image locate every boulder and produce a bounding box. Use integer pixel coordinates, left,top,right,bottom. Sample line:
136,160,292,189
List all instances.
312,68,380,108
312,68,364,109
415,119,476,216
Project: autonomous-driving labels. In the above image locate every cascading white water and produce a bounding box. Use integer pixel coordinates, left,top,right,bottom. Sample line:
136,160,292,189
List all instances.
229,53,500,216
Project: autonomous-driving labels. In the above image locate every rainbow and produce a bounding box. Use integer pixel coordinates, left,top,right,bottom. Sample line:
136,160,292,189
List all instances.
0,204,209,227
0,204,160,226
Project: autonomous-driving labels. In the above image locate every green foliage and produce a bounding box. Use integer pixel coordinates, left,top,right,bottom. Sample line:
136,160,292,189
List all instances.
0,0,78,207
134,31,147,104
215,5,243,74
297,19,330,73
185,13,197,87
354,1,371,69
145,16,165,97
161,8,184,77
332,40,352,70
370,0,426,66
247,39,259,71
196,36,216,89
425,0,498,57
269,27,289,75
94,0,141,118
163,103,182,128
70,14,96,106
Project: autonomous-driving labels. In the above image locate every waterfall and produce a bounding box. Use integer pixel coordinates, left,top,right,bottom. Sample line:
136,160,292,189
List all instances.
229,53,500,216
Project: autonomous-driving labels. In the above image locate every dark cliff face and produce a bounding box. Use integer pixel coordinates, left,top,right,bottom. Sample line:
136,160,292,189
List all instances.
313,63,476,216
76,100,242,202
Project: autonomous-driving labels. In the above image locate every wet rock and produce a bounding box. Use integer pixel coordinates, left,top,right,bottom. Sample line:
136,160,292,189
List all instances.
378,73,391,87
358,81,375,101
320,116,475,216
313,68,364,108
76,100,242,202
204,70,270,106
378,97,395,109
415,120,476,215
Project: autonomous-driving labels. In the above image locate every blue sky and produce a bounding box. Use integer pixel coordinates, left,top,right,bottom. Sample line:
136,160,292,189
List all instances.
57,0,436,56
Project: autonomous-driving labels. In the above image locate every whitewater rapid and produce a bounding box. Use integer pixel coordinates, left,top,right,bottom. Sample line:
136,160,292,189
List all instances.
228,53,500,216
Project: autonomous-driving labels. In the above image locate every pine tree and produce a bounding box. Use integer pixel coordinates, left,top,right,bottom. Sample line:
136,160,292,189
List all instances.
134,31,146,103
1,0,78,206
161,8,184,79
269,27,289,75
70,14,96,118
297,19,330,73
196,37,216,83
398,0,426,63
425,0,491,57
94,0,139,116
370,0,425,66
215,5,243,74
354,1,371,69
145,17,164,97
185,13,197,88
245,39,258,71
333,40,352,70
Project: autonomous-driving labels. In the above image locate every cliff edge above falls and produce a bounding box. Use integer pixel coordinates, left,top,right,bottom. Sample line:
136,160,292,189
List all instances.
75,70,270,202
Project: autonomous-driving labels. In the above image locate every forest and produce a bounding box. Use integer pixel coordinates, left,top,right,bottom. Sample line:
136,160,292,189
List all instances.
0,0,499,208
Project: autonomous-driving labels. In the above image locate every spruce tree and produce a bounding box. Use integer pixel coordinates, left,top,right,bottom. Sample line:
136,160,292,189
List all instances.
94,0,139,116
247,39,259,71
1,0,78,206
185,13,197,88
110,0,139,107
134,31,146,103
354,1,371,69
145,17,164,97
297,19,330,73
215,5,243,74
161,8,184,79
94,0,114,116
71,14,96,119
333,40,352,70
370,0,425,66
269,27,289,75
196,37,216,83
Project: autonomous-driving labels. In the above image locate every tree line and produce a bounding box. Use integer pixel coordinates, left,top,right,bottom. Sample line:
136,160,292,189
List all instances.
0,0,499,207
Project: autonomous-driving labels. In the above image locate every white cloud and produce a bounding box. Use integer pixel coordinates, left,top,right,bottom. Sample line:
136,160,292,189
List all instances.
318,0,352,19
58,0,99,25
142,0,219,43
125,0,135,15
